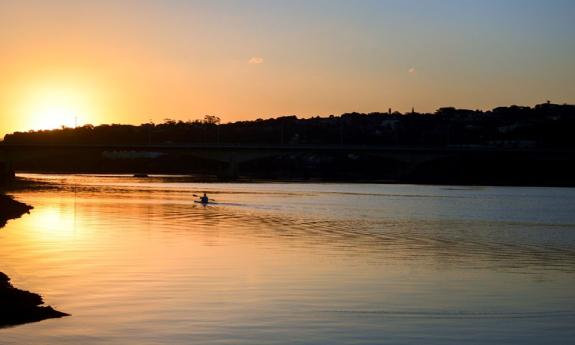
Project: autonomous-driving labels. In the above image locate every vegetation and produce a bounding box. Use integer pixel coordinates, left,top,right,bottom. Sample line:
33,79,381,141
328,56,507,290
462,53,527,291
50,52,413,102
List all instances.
3,103,575,148
2,103,575,185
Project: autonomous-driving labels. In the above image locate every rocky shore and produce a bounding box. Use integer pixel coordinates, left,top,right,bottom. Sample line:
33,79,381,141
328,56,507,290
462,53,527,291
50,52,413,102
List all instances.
0,194,69,328
0,272,69,328
0,194,33,228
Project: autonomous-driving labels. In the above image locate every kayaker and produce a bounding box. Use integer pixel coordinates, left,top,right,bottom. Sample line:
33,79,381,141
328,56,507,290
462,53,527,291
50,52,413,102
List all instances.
200,193,209,204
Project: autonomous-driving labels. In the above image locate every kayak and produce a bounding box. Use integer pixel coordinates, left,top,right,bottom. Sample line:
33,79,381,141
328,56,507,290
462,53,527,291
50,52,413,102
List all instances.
194,200,218,205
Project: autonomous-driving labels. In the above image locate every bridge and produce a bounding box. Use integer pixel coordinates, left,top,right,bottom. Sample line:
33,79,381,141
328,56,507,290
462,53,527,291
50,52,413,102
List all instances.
1,143,574,183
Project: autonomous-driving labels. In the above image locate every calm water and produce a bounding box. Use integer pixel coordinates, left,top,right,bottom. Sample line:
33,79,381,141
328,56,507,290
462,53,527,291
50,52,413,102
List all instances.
1,174,575,344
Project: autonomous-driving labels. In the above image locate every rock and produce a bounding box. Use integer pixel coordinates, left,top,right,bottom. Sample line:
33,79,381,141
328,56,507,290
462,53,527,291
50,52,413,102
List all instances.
0,272,69,328
0,194,33,228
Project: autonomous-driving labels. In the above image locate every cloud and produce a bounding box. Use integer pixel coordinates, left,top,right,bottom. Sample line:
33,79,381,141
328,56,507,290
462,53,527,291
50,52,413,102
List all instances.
408,67,416,74
249,57,264,65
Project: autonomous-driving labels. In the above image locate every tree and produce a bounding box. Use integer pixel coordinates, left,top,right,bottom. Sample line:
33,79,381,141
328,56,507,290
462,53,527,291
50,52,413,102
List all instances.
203,115,221,125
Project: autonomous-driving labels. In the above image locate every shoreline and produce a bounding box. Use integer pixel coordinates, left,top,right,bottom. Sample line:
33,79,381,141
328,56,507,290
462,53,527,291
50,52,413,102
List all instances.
0,194,69,328
0,194,33,228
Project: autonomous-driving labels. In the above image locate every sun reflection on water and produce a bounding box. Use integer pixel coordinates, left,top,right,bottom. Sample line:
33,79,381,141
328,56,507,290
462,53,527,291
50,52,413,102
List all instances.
27,203,77,242
1,176,575,345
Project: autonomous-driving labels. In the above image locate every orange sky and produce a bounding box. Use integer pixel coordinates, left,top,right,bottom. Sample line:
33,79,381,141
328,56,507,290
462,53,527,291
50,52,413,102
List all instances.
1,0,574,136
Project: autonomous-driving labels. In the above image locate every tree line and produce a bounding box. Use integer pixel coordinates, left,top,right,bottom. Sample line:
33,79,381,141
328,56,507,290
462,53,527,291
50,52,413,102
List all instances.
3,102,575,148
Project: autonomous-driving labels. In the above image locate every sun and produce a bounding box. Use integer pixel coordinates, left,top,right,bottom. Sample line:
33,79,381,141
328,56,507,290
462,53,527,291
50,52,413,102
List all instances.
22,84,94,131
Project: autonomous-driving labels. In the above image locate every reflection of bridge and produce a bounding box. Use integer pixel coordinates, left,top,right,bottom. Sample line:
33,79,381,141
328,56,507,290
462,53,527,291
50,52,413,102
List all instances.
1,143,575,181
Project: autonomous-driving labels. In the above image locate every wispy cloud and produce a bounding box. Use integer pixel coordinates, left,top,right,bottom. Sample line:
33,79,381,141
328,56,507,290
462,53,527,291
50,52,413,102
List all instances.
249,57,264,65
408,67,416,74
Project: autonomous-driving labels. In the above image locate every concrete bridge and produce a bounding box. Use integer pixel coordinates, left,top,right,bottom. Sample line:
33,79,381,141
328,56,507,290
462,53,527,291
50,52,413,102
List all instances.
1,143,574,182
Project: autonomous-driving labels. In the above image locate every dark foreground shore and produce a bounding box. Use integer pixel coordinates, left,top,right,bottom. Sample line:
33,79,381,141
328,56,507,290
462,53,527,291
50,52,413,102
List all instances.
0,272,69,328
0,194,33,228
0,194,69,328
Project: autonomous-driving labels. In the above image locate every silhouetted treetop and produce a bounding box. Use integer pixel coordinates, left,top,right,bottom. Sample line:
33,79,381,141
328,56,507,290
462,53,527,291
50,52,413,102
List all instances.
3,103,575,148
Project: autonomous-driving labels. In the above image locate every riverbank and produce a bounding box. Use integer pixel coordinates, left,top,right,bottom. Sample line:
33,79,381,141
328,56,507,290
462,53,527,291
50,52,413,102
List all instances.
0,272,69,328
0,194,33,228
0,194,69,328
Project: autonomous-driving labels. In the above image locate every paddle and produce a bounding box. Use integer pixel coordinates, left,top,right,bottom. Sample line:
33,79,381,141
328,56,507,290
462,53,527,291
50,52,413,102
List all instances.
193,194,216,202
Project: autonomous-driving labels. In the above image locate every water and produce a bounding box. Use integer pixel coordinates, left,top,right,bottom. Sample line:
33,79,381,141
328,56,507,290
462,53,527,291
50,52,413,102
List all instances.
1,174,575,344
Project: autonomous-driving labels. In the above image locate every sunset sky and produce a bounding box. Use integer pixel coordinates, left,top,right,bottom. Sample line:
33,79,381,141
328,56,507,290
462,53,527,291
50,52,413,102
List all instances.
1,0,574,136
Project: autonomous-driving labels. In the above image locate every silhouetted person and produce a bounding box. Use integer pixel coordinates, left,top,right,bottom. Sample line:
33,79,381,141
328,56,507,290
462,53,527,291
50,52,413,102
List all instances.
200,193,209,204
